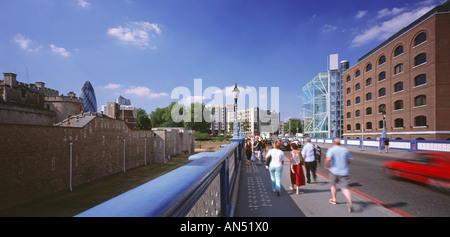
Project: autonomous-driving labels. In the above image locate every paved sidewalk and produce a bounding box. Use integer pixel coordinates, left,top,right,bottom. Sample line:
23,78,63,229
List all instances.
234,156,403,217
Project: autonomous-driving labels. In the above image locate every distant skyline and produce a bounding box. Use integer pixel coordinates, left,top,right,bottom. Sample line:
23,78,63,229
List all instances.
0,0,444,121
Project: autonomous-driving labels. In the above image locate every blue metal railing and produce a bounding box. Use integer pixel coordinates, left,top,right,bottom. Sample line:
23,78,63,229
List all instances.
75,138,245,217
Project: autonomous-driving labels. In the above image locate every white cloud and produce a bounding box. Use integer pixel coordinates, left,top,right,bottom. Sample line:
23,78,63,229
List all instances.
355,10,368,19
50,44,71,57
125,86,168,99
12,34,42,52
322,24,338,33
78,0,90,9
351,3,436,47
107,21,161,49
103,83,121,89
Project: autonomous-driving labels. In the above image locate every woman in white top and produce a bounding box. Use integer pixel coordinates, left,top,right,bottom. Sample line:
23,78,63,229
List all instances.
265,141,285,196
288,143,305,195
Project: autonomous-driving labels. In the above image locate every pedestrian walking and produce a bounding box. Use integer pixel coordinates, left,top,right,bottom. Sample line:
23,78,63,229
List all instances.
324,138,353,212
301,138,317,183
265,141,285,196
384,138,390,153
260,137,266,162
288,143,305,195
253,137,262,165
244,138,252,165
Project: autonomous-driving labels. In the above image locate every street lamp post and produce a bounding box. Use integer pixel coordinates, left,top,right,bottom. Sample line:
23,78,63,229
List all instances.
232,83,240,138
380,112,387,153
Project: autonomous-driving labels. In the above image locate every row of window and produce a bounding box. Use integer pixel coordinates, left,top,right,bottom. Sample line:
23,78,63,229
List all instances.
347,92,426,106
347,31,427,82
347,73,427,95
346,115,427,131
346,95,426,118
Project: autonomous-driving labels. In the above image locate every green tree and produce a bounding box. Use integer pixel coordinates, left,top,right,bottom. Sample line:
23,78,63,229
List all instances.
284,118,302,135
136,108,151,130
183,103,211,133
150,102,184,128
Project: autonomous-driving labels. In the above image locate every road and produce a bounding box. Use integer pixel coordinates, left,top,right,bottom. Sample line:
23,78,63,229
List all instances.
306,147,450,217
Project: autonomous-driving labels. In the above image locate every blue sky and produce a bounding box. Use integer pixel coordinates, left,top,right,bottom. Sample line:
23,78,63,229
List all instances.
0,0,444,121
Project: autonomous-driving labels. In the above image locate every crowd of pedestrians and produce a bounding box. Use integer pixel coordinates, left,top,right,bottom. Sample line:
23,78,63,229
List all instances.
244,136,353,212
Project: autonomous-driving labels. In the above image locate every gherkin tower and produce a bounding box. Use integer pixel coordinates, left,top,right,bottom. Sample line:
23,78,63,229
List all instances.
80,81,97,113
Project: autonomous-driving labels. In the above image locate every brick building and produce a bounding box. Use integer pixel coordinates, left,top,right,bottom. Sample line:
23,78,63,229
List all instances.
343,2,450,140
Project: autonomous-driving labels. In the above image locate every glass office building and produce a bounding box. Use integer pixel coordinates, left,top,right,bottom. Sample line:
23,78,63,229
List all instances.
80,81,97,113
301,54,348,138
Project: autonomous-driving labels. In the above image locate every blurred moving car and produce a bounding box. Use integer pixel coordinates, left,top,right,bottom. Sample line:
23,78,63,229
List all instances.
279,139,291,151
382,152,450,192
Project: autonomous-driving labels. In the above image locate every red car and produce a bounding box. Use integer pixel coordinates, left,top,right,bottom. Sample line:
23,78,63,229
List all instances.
382,152,450,192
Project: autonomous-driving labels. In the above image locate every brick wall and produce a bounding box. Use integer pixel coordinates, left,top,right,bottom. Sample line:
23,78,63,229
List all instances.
0,116,194,210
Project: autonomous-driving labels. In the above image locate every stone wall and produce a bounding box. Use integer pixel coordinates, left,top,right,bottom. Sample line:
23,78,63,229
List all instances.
0,117,194,210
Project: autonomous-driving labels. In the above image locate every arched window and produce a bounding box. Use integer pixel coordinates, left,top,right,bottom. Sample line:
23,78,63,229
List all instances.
379,104,386,113
394,63,403,75
378,120,384,129
355,83,361,91
378,55,386,65
366,107,372,115
414,95,426,106
394,100,403,110
366,63,372,72
378,88,386,97
356,123,361,130
414,53,426,66
347,100,351,106
366,92,372,101
366,78,372,86
394,45,403,57
366,122,372,129
347,124,351,131
356,96,361,104
394,118,404,128
356,110,360,117
414,74,426,86
346,112,351,119
346,87,351,94
378,71,386,81
414,32,426,46
415,116,427,126
356,70,361,77
346,75,351,82
394,82,403,92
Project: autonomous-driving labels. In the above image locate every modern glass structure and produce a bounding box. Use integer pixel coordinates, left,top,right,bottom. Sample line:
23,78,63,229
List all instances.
80,81,97,113
302,72,329,138
301,54,348,138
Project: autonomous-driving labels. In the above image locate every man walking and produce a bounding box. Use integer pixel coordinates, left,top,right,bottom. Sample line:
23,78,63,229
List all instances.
253,137,262,165
324,138,353,212
301,138,317,183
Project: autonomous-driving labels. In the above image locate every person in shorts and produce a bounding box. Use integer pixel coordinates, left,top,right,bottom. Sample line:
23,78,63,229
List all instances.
324,138,353,212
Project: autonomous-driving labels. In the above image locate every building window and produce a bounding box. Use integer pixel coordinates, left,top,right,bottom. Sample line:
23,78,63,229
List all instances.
366,63,372,72
347,100,351,106
414,53,426,66
356,110,360,117
347,112,351,119
379,120,384,129
394,118,404,128
378,88,386,97
356,96,361,104
414,32,426,46
355,83,361,91
379,104,386,113
366,92,372,101
366,78,372,87
346,87,351,94
415,116,427,126
346,75,351,82
378,71,386,81
394,100,403,110
366,122,372,130
356,123,361,130
347,124,351,131
414,95,426,106
379,55,386,65
414,74,426,86
366,107,372,115
394,45,403,57
394,82,403,92
356,70,361,78
394,63,403,75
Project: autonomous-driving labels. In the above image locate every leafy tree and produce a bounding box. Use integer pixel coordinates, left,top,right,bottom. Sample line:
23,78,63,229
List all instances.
183,103,211,133
284,118,302,135
150,102,184,128
136,108,151,130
